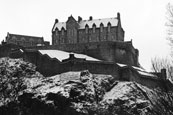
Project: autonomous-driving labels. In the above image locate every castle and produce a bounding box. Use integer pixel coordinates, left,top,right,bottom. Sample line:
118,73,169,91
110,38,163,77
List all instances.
52,13,124,45
1,13,139,67
51,13,139,66
0,12,169,90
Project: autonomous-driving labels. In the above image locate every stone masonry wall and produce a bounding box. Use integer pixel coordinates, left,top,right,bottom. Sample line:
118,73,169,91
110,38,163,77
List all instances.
22,50,120,78
26,41,139,66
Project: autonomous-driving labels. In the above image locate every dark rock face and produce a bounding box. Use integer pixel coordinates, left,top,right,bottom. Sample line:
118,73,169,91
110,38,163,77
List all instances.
0,58,173,115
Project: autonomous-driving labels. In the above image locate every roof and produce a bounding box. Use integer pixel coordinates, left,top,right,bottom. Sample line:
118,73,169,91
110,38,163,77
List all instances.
117,63,158,79
53,17,118,31
79,17,118,29
39,50,101,62
7,33,44,41
54,22,66,30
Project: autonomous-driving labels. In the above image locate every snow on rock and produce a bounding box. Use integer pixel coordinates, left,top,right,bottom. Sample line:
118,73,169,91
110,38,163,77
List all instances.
1,58,173,115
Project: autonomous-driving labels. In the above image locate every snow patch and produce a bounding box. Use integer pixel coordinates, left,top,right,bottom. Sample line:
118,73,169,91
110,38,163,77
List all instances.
39,50,100,62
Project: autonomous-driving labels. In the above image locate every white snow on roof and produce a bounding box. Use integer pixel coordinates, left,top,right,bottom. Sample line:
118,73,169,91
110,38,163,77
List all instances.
53,17,118,31
39,50,100,62
138,71,157,78
116,63,127,67
54,22,66,30
132,66,146,72
79,17,118,29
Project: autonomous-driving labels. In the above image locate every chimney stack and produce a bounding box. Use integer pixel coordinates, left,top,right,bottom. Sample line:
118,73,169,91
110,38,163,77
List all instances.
89,16,93,21
55,19,59,23
78,16,82,22
117,12,120,20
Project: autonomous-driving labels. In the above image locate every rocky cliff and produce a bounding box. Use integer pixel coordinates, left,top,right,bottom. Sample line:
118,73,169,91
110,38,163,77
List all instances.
0,58,173,115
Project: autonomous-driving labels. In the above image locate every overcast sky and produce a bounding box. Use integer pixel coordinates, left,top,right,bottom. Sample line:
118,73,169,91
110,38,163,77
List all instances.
0,0,172,71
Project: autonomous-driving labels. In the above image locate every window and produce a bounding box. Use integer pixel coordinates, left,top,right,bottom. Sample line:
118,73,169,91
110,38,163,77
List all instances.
62,30,64,35
100,23,104,32
85,24,89,33
108,22,111,32
55,28,59,36
93,23,96,33
61,27,65,35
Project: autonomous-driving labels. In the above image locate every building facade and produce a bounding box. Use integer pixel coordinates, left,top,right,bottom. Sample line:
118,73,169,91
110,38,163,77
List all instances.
5,32,49,47
52,13,124,45
50,13,139,66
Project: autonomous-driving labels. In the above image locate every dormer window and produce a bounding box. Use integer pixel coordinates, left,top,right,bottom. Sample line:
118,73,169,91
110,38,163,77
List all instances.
100,23,104,32
107,22,111,32
93,23,96,33
85,24,89,34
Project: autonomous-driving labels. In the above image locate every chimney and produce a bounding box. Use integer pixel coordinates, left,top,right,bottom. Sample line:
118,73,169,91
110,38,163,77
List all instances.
78,16,82,22
55,19,59,23
89,16,93,21
117,12,120,20
161,68,167,80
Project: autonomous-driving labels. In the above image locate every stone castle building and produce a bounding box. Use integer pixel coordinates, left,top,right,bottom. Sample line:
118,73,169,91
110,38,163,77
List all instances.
5,32,49,47
52,13,124,45
51,13,139,66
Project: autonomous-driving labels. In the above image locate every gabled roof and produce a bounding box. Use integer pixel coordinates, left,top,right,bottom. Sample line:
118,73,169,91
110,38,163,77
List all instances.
52,17,118,31
54,22,66,30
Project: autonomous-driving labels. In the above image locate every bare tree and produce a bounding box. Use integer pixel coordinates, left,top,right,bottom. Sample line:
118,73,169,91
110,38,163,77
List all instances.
166,3,173,38
151,57,173,80
166,3,173,57
150,3,173,81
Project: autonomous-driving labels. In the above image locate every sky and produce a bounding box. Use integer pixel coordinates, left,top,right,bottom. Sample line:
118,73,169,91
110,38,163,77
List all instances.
0,0,172,71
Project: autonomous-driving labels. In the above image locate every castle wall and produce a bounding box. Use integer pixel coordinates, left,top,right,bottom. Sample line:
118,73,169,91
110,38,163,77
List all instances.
25,41,139,66
78,29,89,43
120,68,163,89
21,50,120,78
7,47,166,90
0,44,23,58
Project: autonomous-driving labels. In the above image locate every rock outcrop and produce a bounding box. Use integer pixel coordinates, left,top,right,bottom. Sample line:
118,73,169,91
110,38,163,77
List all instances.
0,58,173,115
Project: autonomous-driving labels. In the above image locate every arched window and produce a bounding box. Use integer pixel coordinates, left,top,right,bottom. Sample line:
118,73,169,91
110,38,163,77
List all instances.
55,27,59,36
61,27,65,35
107,22,111,32
100,23,104,32
92,23,96,33
85,24,89,34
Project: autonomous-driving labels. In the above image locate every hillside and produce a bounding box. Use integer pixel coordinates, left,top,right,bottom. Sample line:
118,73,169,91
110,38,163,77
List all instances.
0,58,173,115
